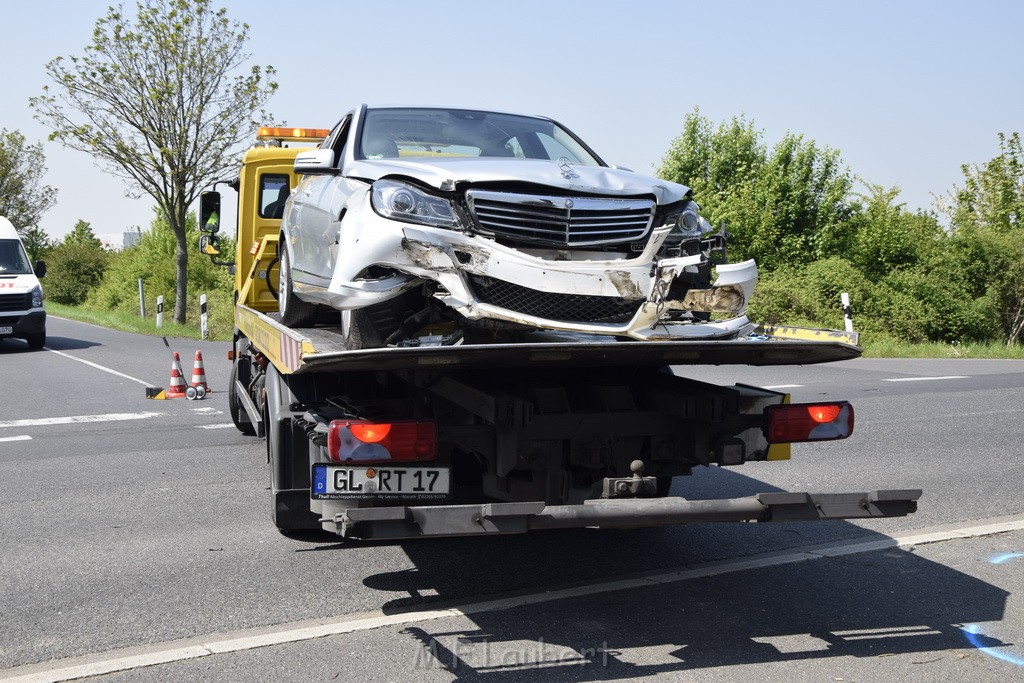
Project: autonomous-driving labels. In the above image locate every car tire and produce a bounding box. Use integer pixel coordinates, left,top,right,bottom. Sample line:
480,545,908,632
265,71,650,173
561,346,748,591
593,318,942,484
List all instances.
26,333,45,350
341,309,384,350
277,244,318,328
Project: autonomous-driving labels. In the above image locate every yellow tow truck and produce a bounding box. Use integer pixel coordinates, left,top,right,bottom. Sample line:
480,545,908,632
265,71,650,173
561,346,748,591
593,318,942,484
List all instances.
198,127,920,539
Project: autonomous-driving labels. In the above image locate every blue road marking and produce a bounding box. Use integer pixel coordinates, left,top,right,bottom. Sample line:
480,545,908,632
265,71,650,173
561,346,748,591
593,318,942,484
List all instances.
990,552,1024,565
962,624,1024,667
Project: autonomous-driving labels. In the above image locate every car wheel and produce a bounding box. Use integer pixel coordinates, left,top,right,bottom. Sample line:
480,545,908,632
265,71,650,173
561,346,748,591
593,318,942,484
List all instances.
340,309,384,350
277,243,318,327
26,333,45,350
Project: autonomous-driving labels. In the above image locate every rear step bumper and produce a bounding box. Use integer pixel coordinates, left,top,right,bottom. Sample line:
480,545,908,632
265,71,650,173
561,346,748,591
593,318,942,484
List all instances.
327,489,922,540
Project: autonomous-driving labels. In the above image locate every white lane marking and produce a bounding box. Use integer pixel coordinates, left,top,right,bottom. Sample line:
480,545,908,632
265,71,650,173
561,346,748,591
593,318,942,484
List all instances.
882,375,970,383
0,435,32,443
763,384,803,389
0,412,163,429
197,424,235,430
44,348,152,387
4,515,1024,683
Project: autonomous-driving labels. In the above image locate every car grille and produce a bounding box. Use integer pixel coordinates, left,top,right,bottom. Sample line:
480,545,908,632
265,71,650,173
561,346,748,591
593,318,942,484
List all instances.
466,190,654,248
469,275,641,324
0,293,31,313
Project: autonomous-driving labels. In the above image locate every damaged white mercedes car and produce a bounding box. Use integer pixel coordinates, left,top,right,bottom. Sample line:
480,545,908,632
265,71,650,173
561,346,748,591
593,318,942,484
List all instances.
278,105,757,346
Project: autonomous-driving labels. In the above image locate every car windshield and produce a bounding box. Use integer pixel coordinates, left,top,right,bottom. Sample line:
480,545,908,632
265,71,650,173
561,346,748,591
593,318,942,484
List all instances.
0,239,33,274
358,107,603,165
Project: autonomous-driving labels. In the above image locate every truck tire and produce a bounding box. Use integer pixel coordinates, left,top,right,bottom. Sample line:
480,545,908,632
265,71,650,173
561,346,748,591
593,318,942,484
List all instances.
26,333,45,350
277,243,318,328
229,360,256,436
265,364,322,532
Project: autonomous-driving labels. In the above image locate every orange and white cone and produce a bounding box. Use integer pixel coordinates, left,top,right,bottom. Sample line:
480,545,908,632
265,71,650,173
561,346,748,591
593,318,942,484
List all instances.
167,352,187,398
191,350,210,392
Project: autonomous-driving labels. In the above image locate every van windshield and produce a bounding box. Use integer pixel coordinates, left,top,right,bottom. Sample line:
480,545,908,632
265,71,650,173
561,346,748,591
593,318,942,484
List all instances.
0,239,33,275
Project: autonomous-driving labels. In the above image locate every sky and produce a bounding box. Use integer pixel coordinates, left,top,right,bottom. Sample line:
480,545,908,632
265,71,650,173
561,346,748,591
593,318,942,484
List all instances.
1,0,1022,240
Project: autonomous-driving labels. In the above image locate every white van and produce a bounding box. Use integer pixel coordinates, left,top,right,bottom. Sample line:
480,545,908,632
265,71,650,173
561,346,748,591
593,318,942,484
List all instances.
0,216,47,349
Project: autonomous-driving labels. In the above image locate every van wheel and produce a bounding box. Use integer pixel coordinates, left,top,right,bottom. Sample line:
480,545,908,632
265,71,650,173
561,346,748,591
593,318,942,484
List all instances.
26,334,45,350
277,244,318,328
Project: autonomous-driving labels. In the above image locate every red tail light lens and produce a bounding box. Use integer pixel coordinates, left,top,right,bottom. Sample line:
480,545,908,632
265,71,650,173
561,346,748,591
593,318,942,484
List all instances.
765,402,854,443
327,420,437,463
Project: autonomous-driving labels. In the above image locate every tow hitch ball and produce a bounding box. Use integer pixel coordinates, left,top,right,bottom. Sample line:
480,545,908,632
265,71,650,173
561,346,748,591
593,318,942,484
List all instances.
602,460,658,499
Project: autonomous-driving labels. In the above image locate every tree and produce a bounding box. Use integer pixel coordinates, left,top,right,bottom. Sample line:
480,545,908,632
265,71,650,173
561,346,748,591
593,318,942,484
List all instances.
30,0,277,324
0,129,58,233
64,219,104,248
941,132,1024,345
849,182,945,280
20,225,53,263
46,221,110,306
658,110,857,271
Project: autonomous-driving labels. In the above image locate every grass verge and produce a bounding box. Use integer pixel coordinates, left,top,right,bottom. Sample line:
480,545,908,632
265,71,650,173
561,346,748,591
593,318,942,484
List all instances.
47,302,232,342
861,337,1024,359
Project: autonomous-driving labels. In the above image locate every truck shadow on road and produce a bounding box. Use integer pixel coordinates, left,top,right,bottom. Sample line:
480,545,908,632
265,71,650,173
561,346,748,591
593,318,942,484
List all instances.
389,546,1006,679
0,336,100,353
354,467,1008,678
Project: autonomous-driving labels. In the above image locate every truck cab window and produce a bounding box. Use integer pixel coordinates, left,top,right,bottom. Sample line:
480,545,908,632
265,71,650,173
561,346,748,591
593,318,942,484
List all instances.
259,174,291,219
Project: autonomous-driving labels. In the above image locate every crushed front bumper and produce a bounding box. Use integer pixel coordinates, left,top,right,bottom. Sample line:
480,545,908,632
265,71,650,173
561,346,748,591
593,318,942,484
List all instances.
317,211,758,340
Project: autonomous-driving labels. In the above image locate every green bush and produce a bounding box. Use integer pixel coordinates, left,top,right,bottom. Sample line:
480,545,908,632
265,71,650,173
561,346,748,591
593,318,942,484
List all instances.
45,241,110,305
747,257,870,330
874,268,999,343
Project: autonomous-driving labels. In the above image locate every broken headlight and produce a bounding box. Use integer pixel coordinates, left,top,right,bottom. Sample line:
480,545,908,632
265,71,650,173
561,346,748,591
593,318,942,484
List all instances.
371,179,461,229
660,200,714,246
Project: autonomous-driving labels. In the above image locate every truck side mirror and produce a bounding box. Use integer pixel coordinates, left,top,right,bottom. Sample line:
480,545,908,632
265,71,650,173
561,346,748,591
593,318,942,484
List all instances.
200,191,221,233
199,234,221,256
34,260,47,278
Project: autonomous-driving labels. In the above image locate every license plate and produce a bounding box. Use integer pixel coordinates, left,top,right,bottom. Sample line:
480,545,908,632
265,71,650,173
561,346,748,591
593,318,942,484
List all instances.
0,326,12,335
312,464,450,499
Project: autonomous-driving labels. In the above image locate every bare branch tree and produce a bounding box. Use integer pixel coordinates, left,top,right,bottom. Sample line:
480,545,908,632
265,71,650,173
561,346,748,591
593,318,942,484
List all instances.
30,0,277,323
0,129,58,233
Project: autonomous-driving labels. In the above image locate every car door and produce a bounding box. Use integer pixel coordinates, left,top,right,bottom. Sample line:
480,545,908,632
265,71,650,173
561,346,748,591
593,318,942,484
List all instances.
287,116,351,283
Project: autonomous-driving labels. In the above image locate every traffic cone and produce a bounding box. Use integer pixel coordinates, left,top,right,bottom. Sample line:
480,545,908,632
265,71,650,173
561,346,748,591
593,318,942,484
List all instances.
167,352,187,398
191,350,210,392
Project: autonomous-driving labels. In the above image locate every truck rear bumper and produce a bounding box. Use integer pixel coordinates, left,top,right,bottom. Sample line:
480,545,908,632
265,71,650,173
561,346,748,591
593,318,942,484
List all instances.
325,489,922,540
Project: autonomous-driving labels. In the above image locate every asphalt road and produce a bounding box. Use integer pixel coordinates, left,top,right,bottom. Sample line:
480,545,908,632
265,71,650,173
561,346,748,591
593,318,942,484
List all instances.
1,317,1023,681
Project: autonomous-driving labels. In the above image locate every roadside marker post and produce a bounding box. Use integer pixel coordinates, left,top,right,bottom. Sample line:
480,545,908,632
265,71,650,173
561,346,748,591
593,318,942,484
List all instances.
200,294,209,340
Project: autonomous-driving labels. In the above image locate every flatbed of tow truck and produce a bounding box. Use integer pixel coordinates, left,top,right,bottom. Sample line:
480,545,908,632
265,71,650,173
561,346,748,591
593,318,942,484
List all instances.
236,302,863,374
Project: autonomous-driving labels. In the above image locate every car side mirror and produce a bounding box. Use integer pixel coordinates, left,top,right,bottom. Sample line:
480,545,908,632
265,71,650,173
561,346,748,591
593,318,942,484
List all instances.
294,148,338,175
34,260,47,278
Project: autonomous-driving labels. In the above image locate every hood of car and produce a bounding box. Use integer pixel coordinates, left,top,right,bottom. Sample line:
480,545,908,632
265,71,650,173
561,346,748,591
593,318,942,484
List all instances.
347,157,690,204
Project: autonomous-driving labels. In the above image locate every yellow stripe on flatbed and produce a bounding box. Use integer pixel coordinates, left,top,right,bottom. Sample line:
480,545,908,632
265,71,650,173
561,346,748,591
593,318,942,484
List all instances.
753,324,859,346
235,304,317,374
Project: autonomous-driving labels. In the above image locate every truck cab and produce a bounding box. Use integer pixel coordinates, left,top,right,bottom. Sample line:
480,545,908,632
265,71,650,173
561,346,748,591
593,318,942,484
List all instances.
0,216,47,349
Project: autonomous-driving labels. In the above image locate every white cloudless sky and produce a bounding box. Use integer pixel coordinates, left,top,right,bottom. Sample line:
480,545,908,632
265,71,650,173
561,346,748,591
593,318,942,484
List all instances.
1,0,1021,239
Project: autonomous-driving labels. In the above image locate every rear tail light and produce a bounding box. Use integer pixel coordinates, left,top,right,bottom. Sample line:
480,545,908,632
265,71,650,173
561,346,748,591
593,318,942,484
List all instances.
327,420,437,463
764,402,854,443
